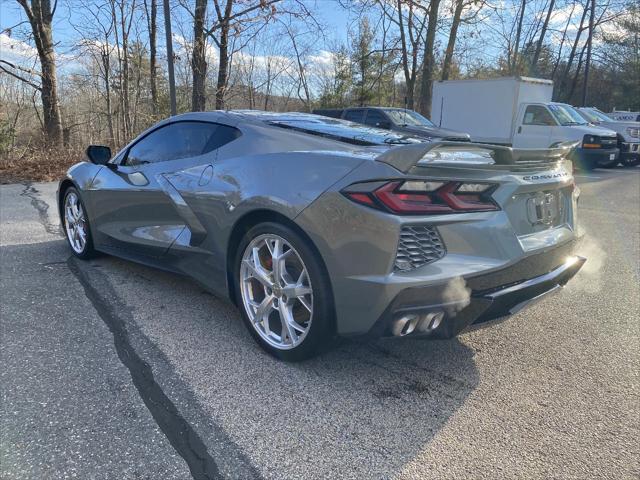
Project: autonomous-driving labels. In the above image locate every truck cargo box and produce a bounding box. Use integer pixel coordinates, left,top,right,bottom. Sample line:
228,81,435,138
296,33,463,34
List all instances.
431,77,554,145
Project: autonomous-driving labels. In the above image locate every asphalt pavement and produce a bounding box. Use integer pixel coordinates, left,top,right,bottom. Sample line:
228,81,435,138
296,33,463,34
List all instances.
1,168,639,479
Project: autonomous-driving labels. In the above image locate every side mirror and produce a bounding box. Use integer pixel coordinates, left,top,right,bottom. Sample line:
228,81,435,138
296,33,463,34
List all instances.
86,145,112,165
376,121,391,130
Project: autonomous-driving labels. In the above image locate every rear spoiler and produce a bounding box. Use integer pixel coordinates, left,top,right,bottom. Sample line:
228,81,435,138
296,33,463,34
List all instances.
376,141,578,173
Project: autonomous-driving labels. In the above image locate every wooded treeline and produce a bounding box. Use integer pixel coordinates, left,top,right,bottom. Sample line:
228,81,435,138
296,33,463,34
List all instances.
0,0,638,155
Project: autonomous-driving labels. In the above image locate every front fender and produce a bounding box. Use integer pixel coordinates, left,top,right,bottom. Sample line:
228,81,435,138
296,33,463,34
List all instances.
57,162,104,223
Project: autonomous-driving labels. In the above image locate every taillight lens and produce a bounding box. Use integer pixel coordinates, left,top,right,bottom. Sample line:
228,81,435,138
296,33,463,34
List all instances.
343,180,499,214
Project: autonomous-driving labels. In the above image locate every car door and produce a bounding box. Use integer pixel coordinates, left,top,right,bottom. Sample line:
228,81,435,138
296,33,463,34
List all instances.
363,109,392,130
513,104,555,149
343,108,366,125
89,120,239,259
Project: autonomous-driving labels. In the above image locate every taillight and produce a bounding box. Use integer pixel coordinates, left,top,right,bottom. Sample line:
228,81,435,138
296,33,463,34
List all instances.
343,180,499,214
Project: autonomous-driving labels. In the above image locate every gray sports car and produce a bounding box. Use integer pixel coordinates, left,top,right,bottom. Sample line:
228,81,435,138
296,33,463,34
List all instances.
58,111,585,360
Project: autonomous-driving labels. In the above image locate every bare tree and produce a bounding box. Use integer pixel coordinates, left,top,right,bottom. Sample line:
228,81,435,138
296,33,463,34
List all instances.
393,0,427,108
143,0,159,115
11,0,64,145
418,0,442,117
509,0,527,73
184,0,283,109
529,0,555,73
191,0,208,110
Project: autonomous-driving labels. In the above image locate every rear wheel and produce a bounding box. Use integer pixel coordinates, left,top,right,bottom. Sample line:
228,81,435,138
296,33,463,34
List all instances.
234,222,334,361
63,187,97,259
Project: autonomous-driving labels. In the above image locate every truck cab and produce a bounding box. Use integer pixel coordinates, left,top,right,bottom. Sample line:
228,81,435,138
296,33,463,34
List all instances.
513,102,619,168
576,107,640,167
431,77,620,169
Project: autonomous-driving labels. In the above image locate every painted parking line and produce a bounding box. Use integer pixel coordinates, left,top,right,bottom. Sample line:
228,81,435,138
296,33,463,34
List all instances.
574,174,602,179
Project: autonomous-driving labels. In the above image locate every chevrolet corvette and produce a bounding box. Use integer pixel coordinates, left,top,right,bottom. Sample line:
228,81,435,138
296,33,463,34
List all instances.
58,111,585,360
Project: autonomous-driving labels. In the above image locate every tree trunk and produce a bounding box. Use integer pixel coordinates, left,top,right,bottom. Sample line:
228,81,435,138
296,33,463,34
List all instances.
120,0,132,138
442,0,464,81
418,0,441,117
568,41,588,101
581,0,595,106
511,0,527,74
559,1,589,94
17,0,63,146
531,0,555,73
145,0,158,115
101,49,115,145
551,1,576,81
215,22,230,109
397,0,413,108
192,0,208,111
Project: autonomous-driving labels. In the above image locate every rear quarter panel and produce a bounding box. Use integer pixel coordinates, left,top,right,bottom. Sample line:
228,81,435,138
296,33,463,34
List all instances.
164,149,367,297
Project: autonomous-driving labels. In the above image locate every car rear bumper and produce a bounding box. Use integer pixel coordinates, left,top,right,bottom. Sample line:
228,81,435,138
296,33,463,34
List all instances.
367,241,585,339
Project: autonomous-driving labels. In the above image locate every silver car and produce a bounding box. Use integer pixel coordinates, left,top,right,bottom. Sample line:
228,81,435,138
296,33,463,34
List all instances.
58,111,585,361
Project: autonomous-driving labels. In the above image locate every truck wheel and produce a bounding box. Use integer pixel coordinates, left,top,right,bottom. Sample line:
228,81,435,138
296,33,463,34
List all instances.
598,157,618,168
621,156,640,167
571,154,596,171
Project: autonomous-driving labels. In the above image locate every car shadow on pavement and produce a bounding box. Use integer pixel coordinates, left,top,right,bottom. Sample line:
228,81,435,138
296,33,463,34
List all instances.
4,239,480,479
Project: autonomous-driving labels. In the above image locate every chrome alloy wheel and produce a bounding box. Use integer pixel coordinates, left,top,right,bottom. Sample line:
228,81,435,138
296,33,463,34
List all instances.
64,191,87,254
240,234,313,350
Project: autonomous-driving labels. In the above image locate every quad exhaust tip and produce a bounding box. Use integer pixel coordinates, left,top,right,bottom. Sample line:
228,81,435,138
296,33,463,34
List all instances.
392,311,445,337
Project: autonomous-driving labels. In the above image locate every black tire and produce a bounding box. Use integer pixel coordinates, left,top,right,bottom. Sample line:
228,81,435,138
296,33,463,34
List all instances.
233,222,335,361
621,155,640,167
598,157,618,168
569,151,596,171
62,186,98,260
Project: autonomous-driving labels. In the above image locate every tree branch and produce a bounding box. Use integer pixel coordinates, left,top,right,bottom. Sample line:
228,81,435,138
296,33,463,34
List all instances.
0,63,42,91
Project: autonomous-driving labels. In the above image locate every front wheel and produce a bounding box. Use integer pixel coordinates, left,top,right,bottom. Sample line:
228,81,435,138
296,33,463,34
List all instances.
621,155,640,167
234,222,335,361
598,156,618,168
62,187,97,259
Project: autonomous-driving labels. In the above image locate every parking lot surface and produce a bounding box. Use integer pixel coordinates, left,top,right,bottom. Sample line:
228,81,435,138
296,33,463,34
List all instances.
1,168,639,479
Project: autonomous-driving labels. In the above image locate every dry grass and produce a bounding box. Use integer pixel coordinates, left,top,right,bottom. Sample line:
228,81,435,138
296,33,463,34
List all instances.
0,147,84,184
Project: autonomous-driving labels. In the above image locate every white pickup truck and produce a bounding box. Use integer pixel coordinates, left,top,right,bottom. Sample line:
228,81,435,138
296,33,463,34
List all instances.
577,107,640,167
609,110,640,122
431,76,619,169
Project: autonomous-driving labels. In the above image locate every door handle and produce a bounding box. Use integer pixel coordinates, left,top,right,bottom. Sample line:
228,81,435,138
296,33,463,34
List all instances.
518,126,522,134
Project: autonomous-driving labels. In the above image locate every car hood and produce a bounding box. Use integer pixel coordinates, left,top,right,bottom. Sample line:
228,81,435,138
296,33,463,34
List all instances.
593,120,640,130
398,124,471,141
569,125,617,137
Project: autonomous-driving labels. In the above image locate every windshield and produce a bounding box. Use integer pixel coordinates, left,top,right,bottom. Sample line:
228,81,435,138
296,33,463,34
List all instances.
385,109,435,127
268,117,424,146
548,104,589,126
581,108,614,123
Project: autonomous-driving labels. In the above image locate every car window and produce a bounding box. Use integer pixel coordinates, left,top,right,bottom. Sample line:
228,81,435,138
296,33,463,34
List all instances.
523,105,556,126
385,109,435,127
364,110,388,127
269,119,423,146
344,109,366,123
126,121,240,166
548,104,588,126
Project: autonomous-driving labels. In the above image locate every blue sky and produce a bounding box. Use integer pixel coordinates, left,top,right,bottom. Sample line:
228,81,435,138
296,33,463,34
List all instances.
0,0,354,58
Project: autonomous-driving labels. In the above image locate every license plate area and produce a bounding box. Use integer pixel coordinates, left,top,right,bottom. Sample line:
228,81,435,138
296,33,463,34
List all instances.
526,189,564,228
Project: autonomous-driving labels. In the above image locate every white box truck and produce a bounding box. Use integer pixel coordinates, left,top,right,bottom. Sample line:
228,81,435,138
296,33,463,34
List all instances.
431,76,619,168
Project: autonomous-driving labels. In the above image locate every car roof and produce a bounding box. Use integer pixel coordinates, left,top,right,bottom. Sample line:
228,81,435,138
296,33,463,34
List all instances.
229,110,424,146
153,110,425,147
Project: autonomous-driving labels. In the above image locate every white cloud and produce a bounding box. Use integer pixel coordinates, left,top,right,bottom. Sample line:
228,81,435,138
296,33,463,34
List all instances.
0,32,39,63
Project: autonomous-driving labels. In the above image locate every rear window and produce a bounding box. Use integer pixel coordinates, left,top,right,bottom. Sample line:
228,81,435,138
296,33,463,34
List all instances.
269,118,423,146
344,109,366,123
